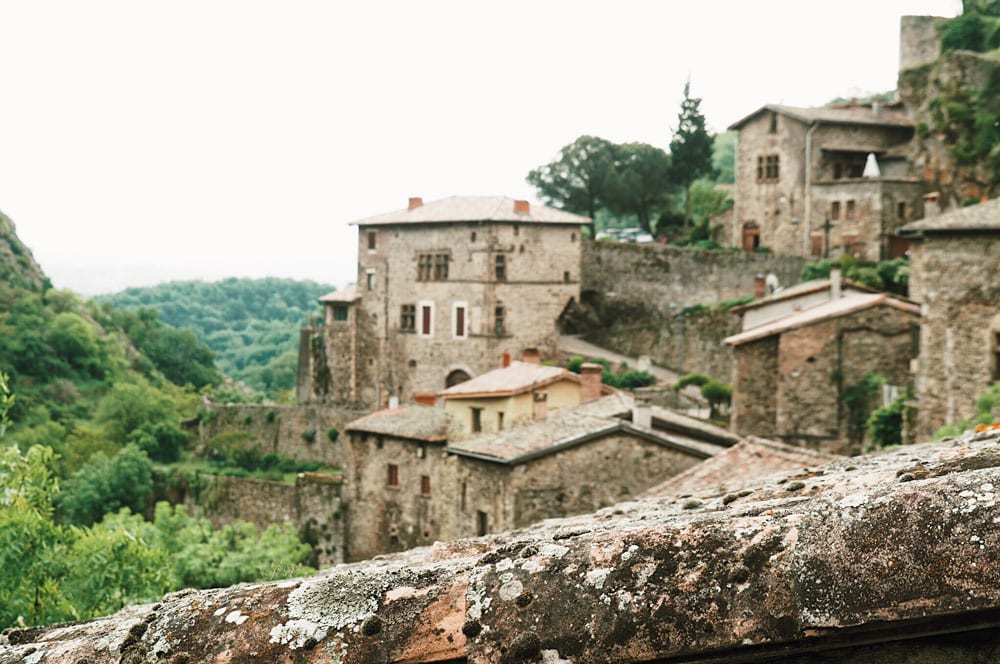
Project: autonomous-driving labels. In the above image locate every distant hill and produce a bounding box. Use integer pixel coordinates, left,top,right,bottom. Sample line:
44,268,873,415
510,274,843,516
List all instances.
100,278,334,397
0,209,49,292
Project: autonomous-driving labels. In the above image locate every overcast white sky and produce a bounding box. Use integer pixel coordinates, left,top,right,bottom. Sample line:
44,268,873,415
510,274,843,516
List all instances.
0,0,961,295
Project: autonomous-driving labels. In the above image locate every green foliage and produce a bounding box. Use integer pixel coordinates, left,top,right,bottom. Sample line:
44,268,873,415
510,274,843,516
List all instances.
673,372,711,391
47,312,105,379
564,355,654,389
700,379,732,418
615,370,657,390
526,135,616,224
57,444,154,526
95,381,178,446
0,371,12,437
867,392,910,449
939,9,1000,52
301,429,317,444
800,255,910,296
842,373,886,445
933,382,1000,438
602,142,675,233
326,427,339,442
98,278,332,396
670,81,718,228
712,131,736,184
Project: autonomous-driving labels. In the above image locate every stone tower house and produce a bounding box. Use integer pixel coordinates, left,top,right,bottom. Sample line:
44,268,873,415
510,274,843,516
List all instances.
298,195,589,409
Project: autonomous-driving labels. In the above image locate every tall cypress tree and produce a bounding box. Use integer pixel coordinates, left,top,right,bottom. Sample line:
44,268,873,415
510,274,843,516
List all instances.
669,81,717,229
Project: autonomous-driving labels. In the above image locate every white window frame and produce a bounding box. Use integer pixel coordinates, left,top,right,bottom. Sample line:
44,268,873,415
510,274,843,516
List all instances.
366,269,376,291
452,301,468,340
418,299,434,338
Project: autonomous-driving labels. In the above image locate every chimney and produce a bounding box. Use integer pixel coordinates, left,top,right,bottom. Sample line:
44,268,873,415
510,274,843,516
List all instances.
579,363,603,403
408,197,423,210
522,347,542,364
502,351,512,368
830,267,842,300
872,101,882,118
632,393,652,429
388,395,399,409
513,199,530,214
533,392,548,421
754,272,766,299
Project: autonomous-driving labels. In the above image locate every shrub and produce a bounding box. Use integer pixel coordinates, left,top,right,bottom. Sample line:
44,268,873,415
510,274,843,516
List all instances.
700,380,732,418
867,393,908,449
673,372,711,391
301,429,317,444
265,410,277,423
326,427,339,442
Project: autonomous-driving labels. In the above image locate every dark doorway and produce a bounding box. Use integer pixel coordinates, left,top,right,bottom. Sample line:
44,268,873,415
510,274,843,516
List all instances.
445,369,471,388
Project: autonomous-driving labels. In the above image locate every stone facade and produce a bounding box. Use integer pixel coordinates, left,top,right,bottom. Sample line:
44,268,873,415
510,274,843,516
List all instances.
728,296,919,454
903,203,1000,438
730,103,923,261
299,196,587,410
185,472,345,566
899,15,944,72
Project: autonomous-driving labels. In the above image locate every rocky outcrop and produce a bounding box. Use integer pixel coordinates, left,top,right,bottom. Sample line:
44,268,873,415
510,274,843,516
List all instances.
5,428,1000,662
0,209,48,292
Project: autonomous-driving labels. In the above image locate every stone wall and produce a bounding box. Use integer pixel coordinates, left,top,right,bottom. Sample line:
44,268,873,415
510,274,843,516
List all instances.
899,15,944,73
186,472,345,566
582,241,805,310
731,336,779,438
198,403,366,468
584,307,738,382
910,233,1000,438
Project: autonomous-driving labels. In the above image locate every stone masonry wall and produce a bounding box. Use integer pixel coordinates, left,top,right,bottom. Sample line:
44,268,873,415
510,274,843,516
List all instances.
186,472,344,566
198,403,366,468
582,241,804,311
911,234,1000,438
899,15,944,73
731,336,779,438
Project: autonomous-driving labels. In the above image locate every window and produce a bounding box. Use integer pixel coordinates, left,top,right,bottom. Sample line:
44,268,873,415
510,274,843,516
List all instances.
438,254,450,279
830,201,841,221
471,231,477,242
564,271,570,283
495,254,507,281
513,225,519,236
387,464,399,487
497,411,504,430
367,231,376,251
757,154,779,181
477,510,488,536
417,444,426,459
897,201,907,221
366,270,376,291
453,302,467,339
769,111,778,133
833,163,843,180
421,475,431,496
845,200,856,221
494,305,505,336
570,232,576,242
418,254,432,281
418,253,449,281
400,304,416,332
471,407,483,433
333,305,348,322
419,301,433,337
994,331,1000,380
461,482,467,511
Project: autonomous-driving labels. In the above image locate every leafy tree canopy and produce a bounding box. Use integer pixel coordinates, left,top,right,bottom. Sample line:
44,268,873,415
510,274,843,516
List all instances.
669,81,717,227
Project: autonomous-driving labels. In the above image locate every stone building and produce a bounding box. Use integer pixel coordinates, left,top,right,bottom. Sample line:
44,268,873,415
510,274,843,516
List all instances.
297,195,589,409
726,292,920,453
729,102,924,260
440,351,607,435
342,393,734,562
901,198,1000,438
729,269,875,332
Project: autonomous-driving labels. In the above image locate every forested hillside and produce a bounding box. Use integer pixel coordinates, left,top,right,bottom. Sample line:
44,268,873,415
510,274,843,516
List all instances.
0,212,315,629
100,278,334,398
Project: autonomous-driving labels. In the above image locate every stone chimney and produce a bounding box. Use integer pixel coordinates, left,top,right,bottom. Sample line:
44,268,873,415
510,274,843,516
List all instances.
514,199,530,214
830,268,842,300
754,272,766,299
502,351,511,368
579,363,603,403
632,390,652,429
408,197,423,210
522,347,542,364
533,392,548,421
388,395,399,409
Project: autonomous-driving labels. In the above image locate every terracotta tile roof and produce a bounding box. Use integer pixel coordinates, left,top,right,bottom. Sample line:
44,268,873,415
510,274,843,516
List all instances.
729,102,914,130
900,196,1000,235
724,293,919,346
24,429,1000,663
440,361,578,399
446,409,722,465
345,404,451,443
350,195,590,227
318,283,360,303
641,436,840,498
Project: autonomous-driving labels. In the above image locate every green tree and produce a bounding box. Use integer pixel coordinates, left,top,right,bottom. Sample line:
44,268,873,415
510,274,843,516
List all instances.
669,81,717,229
526,135,616,235
94,381,177,445
57,444,154,526
712,131,736,184
47,312,104,378
603,142,675,233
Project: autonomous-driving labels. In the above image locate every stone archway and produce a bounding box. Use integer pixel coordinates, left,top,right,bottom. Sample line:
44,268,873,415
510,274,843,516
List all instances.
445,369,472,388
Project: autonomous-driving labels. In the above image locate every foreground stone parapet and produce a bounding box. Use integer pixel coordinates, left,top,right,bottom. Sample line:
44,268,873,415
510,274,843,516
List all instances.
5,430,1000,663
